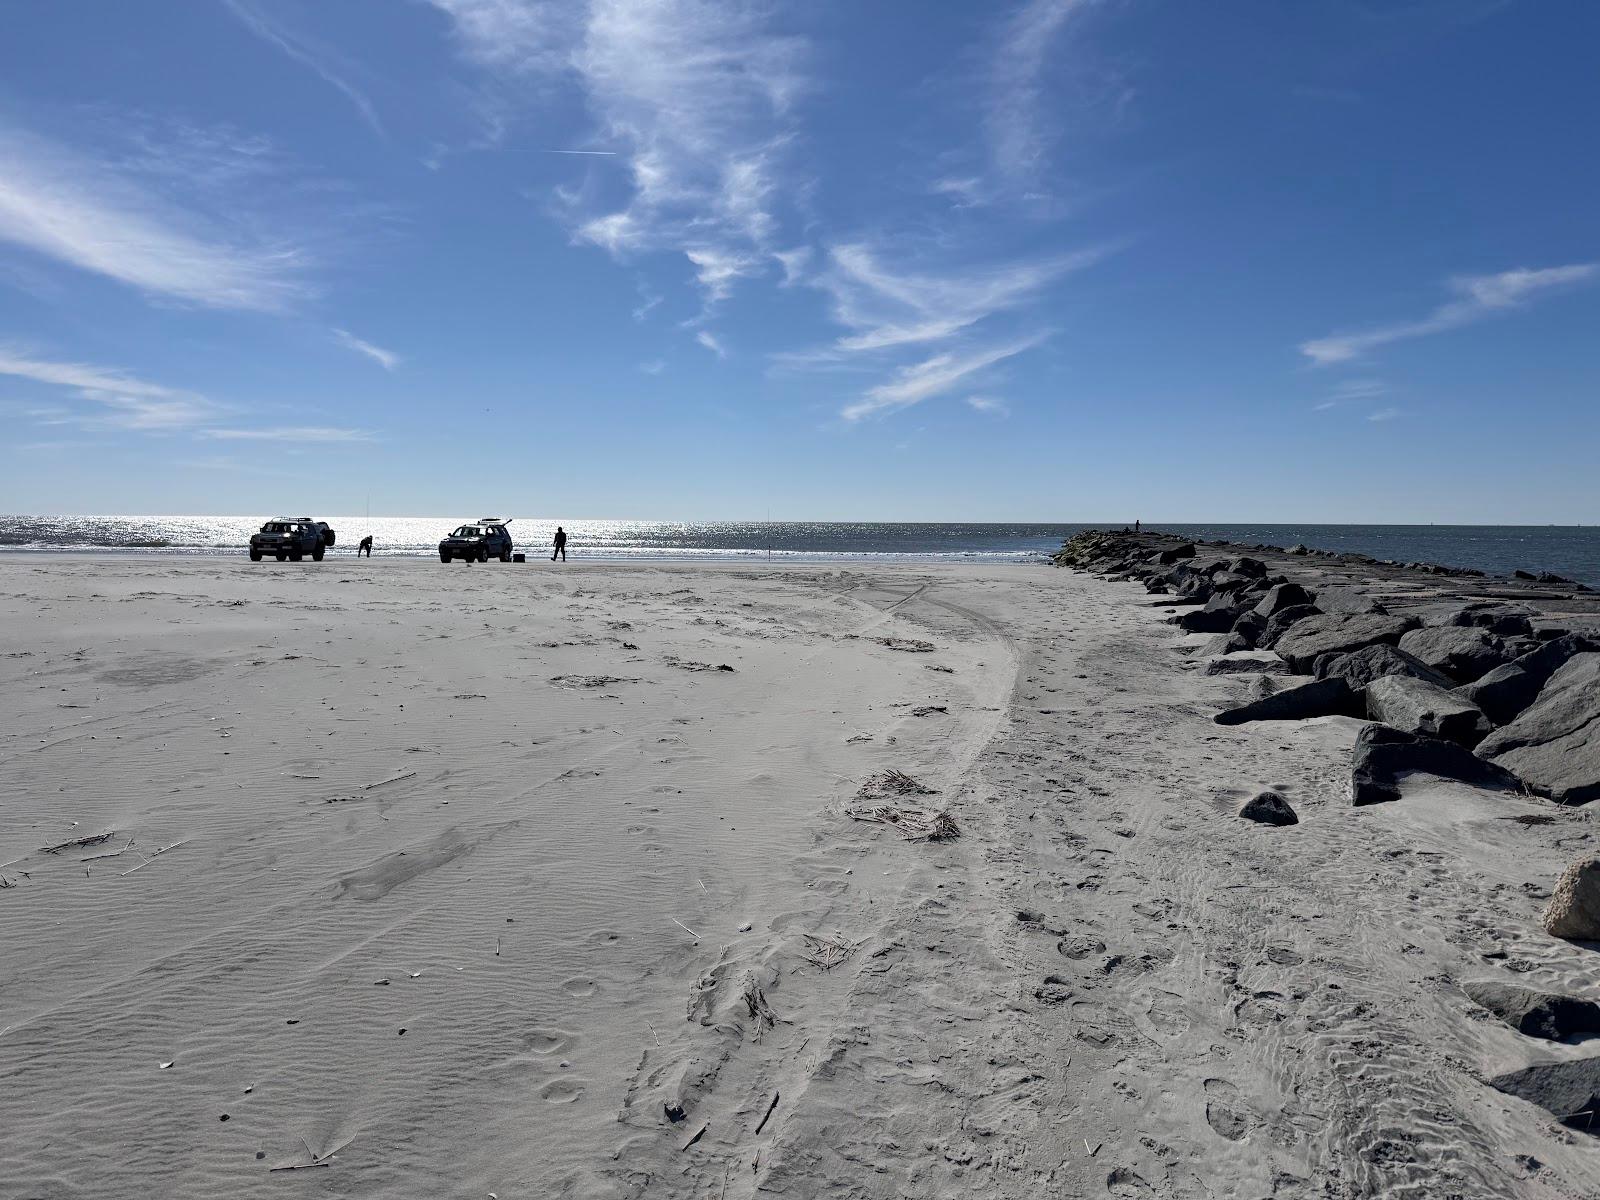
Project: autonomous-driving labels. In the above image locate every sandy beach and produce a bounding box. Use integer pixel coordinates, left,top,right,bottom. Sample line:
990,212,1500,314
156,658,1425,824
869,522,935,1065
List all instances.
2,554,1597,1198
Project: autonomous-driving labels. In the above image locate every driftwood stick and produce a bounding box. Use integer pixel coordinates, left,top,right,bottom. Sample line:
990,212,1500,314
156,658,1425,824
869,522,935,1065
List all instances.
754,1091,781,1135
363,771,417,791
119,839,191,878
670,917,701,939
40,830,115,854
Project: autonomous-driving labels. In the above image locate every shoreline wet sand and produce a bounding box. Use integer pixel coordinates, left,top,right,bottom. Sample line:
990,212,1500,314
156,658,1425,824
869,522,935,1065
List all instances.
2,552,1597,1197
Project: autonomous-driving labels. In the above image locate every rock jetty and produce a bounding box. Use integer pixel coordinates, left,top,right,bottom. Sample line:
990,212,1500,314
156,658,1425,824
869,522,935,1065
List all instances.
1052,527,1600,813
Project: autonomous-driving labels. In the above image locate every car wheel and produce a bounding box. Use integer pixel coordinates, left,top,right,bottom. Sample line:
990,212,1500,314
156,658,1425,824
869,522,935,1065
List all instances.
500,548,511,562
440,551,451,563
312,545,324,561
249,548,262,561
276,553,286,561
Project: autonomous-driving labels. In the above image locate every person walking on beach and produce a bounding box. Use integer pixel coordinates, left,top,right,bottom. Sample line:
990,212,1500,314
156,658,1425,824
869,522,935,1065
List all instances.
551,526,567,562
358,535,373,557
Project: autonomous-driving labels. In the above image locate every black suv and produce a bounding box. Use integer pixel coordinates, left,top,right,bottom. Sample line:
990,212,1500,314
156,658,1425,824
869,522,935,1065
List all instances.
439,519,513,564
250,518,336,561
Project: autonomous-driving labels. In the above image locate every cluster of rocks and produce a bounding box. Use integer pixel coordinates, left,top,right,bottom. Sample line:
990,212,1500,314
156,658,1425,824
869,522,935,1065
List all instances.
1058,527,1600,1134
1056,531,1593,1139
1055,529,1600,812
1055,528,1600,938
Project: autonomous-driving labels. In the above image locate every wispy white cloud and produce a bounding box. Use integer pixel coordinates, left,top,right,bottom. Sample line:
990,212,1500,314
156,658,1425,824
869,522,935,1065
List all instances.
775,240,1104,418
333,328,400,371
639,358,666,374
223,0,385,136
431,0,802,315
773,246,812,286
0,122,312,311
0,348,222,430
0,348,369,441
1367,407,1402,423
842,336,1045,422
1300,264,1598,366
201,426,372,442
810,242,1110,356
631,277,664,321
988,0,1100,182
695,329,727,358
966,394,1009,416
424,0,579,75
1312,377,1387,410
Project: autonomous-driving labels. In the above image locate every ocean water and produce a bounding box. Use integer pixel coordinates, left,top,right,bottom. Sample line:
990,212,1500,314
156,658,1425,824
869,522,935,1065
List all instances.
0,515,1597,586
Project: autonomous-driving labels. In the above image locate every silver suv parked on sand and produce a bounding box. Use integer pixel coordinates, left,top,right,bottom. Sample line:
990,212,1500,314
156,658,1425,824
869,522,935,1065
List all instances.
439,519,513,564
249,518,336,562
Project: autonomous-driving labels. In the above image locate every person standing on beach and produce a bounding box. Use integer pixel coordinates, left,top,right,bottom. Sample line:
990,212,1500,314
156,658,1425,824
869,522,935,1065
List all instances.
358,535,373,557
552,526,567,562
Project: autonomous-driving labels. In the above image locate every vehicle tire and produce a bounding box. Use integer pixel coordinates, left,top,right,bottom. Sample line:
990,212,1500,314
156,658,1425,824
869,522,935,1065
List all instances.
276,553,286,561
464,552,474,565
249,548,262,561
500,548,511,562
440,551,451,563
312,545,324,561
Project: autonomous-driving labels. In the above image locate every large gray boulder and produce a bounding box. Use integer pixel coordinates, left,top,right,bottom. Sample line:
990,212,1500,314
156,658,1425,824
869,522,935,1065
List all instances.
1350,723,1521,806
1461,980,1600,1040
1274,612,1421,674
1489,1058,1600,1133
1158,543,1196,565
1253,582,1315,618
1203,654,1293,676
1364,675,1491,747
1544,854,1600,940
1258,604,1321,649
1174,594,1244,633
1397,625,1509,684
1314,643,1453,690
1230,609,1267,648
1447,603,1536,638
1238,790,1298,825
1478,654,1600,805
1214,677,1361,725
1457,634,1597,726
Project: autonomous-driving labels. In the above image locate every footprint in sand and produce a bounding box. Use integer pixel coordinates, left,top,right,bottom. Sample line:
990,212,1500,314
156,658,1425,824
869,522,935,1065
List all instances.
1106,1167,1155,1196
1070,1000,1119,1047
1057,935,1106,960
1145,990,1188,1037
540,1078,585,1104
522,1028,574,1055
561,978,599,998
1266,946,1303,966
587,929,622,946
1203,1078,1251,1141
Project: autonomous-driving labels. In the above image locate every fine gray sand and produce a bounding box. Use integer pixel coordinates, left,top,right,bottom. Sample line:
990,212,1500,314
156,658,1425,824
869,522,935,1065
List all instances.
1,556,1596,1198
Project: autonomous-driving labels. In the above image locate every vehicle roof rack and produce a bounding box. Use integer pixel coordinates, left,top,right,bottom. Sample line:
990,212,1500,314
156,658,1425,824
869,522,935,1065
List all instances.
478,516,511,524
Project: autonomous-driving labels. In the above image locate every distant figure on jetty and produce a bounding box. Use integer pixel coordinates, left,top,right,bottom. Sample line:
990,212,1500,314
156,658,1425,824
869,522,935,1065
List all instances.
1134,519,1141,533
552,526,567,562
358,535,373,557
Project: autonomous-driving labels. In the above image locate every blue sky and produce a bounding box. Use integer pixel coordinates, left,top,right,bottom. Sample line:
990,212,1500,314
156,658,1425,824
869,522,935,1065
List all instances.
1,0,1596,522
